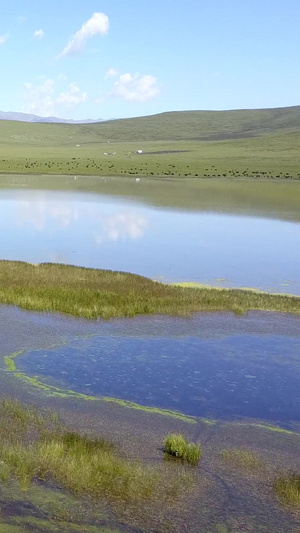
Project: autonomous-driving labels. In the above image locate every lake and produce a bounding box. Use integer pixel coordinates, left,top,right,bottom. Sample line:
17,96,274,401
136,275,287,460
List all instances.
1,176,300,294
1,175,300,426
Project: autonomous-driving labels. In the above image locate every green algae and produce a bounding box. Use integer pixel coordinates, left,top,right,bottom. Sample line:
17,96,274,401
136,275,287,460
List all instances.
252,423,298,435
173,281,298,298
199,417,217,425
232,421,299,436
4,351,21,372
4,350,197,424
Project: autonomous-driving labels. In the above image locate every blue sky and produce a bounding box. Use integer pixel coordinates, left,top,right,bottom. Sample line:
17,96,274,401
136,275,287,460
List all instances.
0,0,299,120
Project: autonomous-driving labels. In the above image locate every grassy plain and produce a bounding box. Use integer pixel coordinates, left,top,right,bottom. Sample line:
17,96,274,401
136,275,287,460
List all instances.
1,107,300,179
0,260,300,319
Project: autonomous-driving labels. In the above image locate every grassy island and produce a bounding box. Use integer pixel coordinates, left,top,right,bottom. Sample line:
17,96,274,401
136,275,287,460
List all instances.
0,260,300,319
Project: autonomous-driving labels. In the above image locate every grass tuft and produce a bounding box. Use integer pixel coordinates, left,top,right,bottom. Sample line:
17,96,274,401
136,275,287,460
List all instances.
164,433,201,465
221,448,261,470
274,472,300,507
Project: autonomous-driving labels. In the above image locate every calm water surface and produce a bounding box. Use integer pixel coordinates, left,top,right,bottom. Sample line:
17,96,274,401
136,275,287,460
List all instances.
17,312,300,426
0,184,300,293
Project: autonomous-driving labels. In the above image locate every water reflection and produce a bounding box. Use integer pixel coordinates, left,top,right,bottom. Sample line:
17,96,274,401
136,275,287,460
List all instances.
0,188,299,294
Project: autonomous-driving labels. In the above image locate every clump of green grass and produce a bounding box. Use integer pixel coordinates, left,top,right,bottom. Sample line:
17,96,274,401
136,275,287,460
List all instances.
164,434,201,465
274,472,300,507
221,448,261,470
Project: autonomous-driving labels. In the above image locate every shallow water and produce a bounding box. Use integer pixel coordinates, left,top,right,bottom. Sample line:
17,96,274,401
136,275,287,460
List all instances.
0,181,300,293
0,177,300,428
15,311,300,426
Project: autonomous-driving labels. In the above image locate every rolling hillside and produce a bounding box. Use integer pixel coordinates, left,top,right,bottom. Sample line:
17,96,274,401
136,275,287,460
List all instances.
0,106,300,178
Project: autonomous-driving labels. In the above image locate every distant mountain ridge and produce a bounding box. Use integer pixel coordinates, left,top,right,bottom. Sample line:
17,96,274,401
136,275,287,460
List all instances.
0,110,103,124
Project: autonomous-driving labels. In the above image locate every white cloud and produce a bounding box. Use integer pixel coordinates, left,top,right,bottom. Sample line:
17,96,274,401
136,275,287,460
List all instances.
23,79,55,116
57,72,67,81
105,67,118,79
0,34,8,44
34,29,44,39
57,83,87,107
23,79,87,117
17,199,79,230
59,12,109,57
111,73,160,102
95,212,148,244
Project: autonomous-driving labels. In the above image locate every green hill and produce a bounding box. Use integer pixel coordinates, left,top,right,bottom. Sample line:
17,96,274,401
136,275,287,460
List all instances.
0,106,300,178
1,105,300,143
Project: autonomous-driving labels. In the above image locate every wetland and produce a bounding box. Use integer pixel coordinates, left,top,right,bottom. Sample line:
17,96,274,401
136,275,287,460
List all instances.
0,174,300,532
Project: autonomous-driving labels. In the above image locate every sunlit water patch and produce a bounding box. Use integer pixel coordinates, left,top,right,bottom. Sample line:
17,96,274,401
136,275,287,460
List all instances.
18,332,300,425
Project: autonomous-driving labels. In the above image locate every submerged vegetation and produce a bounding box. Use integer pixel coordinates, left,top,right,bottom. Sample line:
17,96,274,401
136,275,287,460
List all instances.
164,434,201,465
221,448,261,470
0,260,300,319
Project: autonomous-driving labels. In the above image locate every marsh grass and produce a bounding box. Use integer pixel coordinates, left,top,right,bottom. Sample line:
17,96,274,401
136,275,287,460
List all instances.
0,398,44,427
221,448,261,470
164,434,201,465
0,399,186,505
274,472,300,507
0,260,299,319
0,438,159,499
